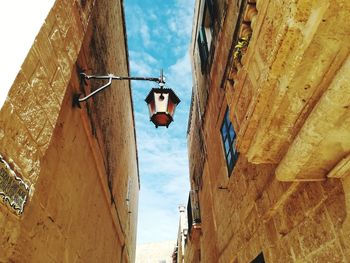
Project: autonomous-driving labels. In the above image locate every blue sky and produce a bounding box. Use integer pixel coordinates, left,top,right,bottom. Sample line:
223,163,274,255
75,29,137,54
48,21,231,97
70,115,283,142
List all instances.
124,0,195,244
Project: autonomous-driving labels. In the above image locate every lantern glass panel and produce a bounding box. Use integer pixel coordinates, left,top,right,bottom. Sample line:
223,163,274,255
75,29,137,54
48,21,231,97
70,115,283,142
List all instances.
147,95,156,116
155,93,169,113
167,100,176,116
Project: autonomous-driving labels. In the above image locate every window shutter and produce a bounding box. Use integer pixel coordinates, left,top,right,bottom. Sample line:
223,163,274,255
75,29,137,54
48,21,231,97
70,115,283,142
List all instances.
198,26,209,73
206,0,216,20
187,195,193,234
190,190,201,224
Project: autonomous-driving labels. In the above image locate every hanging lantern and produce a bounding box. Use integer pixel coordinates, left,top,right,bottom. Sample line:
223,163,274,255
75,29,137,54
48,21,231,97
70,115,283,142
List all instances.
145,87,180,128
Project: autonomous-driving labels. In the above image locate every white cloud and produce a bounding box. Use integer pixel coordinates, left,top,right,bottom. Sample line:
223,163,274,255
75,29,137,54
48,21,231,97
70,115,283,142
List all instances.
132,47,193,246
129,50,161,83
167,0,195,39
140,23,152,47
130,59,153,76
125,0,195,245
0,1,55,110
125,6,161,49
168,52,193,99
137,184,184,244
129,51,158,66
133,96,191,244
162,173,190,198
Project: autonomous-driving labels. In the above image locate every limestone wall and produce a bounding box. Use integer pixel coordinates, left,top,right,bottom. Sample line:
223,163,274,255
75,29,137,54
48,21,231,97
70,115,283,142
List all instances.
0,0,138,262
186,0,350,262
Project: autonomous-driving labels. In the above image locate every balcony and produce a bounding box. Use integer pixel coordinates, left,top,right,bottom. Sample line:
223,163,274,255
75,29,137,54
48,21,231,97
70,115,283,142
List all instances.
187,190,201,241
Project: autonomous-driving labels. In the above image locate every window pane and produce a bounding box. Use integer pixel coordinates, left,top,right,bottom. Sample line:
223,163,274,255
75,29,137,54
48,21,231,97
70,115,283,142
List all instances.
229,124,235,140
221,108,238,176
224,138,230,153
221,124,227,139
227,151,232,166
228,156,234,173
251,252,265,263
206,0,216,19
198,27,209,72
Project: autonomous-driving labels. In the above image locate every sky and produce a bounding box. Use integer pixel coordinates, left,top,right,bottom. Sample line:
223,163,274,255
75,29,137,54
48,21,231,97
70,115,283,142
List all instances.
0,0,195,246
124,0,195,244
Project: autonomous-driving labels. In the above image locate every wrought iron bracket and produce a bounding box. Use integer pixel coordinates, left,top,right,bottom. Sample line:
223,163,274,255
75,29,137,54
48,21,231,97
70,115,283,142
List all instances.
73,70,166,107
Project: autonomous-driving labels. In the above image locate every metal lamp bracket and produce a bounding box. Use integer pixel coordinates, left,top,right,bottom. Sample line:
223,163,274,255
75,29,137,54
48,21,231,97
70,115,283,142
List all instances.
73,70,166,108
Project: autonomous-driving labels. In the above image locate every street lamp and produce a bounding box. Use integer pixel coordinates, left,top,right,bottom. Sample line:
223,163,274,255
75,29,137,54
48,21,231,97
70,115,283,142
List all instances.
73,70,180,128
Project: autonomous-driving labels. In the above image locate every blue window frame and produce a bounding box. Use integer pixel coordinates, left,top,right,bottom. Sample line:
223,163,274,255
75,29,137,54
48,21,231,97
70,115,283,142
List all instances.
220,109,238,175
251,252,265,263
198,26,209,73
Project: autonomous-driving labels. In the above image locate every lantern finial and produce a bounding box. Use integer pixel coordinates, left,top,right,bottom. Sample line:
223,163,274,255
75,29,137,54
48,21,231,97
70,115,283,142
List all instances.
75,69,180,128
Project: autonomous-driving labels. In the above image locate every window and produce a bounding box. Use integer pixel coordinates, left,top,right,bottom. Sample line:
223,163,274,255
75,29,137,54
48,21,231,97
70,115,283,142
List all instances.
220,109,238,175
197,0,215,73
187,190,201,236
251,252,265,263
206,0,216,18
198,26,209,73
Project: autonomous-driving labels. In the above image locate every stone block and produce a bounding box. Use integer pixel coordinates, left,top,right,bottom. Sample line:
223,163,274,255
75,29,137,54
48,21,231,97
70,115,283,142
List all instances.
321,178,344,198
282,189,307,228
266,178,288,208
298,206,335,256
252,163,274,197
274,207,294,236
305,240,345,263
0,107,41,183
21,47,40,81
264,244,292,263
324,191,346,230
33,29,58,79
8,72,47,139
263,218,280,247
302,182,327,214
40,127,59,158
285,228,304,261
64,27,79,64
293,0,313,22
48,25,75,82
54,1,72,38
255,190,270,218
233,173,248,201
14,132,41,182
245,235,262,262
340,229,350,260
28,63,60,128
244,206,259,240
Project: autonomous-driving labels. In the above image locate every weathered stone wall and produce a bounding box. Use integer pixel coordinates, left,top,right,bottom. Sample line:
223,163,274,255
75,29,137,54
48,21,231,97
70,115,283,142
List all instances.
186,0,350,262
0,0,138,262
77,0,139,260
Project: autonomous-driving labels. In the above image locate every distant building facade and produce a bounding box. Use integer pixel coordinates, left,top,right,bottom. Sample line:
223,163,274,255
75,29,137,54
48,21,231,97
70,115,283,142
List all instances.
184,0,350,262
136,240,175,263
172,205,189,263
0,0,139,262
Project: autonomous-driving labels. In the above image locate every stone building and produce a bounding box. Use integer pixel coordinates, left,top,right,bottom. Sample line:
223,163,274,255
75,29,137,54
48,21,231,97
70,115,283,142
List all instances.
0,0,139,262
185,0,350,262
172,205,189,263
135,240,175,263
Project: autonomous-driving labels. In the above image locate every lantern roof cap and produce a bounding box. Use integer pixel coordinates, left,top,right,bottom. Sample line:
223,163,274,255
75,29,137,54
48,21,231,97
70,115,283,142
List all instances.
144,87,181,104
